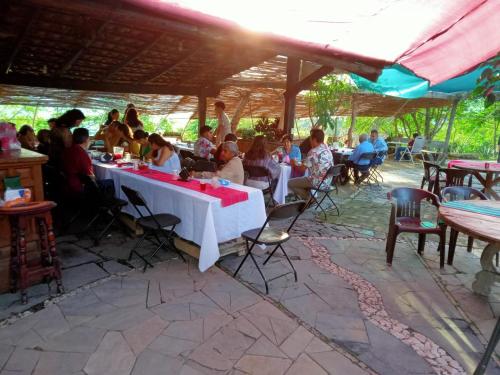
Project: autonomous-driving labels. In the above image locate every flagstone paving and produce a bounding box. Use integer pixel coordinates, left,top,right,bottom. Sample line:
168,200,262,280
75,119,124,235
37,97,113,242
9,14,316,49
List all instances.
0,261,371,375
1,160,499,374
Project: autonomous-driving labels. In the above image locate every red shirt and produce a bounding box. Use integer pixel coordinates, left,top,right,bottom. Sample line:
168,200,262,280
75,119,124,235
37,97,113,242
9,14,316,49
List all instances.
63,144,93,194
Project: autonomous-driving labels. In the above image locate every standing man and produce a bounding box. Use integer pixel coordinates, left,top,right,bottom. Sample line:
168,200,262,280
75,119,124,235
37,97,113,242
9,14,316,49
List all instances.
214,101,231,146
288,128,334,201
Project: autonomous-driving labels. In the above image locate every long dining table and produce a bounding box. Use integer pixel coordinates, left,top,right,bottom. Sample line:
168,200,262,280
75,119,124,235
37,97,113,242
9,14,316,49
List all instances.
92,161,267,271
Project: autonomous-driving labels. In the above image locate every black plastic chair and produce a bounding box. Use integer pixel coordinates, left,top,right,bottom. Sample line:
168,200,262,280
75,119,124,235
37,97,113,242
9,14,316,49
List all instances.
121,185,184,271
440,186,492,265
433,168,472,198
179,149,195,159
421,161,440,192
233,201,307,294
386,188,446,268
309,164,343,218
356,152,377,185
244,165,276,207
77,175,129,245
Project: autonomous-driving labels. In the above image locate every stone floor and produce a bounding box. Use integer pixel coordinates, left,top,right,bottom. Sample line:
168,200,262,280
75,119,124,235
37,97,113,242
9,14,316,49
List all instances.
1,159,499,374
0,259,370,375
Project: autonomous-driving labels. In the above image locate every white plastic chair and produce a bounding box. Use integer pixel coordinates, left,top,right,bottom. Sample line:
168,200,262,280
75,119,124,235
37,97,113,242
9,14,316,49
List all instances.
400,136,425,163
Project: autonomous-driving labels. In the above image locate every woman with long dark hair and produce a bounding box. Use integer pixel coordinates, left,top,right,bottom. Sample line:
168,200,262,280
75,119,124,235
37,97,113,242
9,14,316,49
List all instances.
148,133,180,173
243,135,280,189
124,108,144,132
49,109,85,166
105,109,120,126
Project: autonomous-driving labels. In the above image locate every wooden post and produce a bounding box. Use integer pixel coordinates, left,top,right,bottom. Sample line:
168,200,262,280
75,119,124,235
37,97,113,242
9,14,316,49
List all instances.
347,100,357,147
439,97,460,163
197,93,207,132
283,57,301,136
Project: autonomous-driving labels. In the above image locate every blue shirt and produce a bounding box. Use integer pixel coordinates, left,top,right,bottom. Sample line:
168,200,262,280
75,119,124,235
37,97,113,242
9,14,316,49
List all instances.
276,144,302,162
372,137,388,152
349,140,375,165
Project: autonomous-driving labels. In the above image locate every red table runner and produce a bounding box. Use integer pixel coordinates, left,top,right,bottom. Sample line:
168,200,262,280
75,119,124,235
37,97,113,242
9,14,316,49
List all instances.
122,168,248,207
448,160,500,171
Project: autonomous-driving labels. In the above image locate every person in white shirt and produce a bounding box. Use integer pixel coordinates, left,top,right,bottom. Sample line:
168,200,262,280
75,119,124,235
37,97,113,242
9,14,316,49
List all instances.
214,101,231,146
195,141,244,185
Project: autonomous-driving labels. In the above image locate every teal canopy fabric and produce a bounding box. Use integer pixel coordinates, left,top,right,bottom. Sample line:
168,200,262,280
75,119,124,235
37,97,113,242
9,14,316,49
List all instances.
350,60,499,99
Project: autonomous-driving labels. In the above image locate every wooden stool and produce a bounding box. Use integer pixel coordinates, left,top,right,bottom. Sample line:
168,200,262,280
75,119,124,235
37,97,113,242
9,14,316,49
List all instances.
0,201,63,304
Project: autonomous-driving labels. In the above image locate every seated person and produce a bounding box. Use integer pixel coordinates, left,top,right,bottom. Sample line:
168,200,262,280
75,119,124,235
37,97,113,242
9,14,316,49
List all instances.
347,133,375,183
243,135,280,189
370,129,388,153
133,130,151,159
395,132,418,161
148,133,181,173
62,127,94,195
194,125,216,159
196,141,244,184
17,125,37,150
288,128,334,201
214,133,238,163
273,134,301,163
36,129,51,155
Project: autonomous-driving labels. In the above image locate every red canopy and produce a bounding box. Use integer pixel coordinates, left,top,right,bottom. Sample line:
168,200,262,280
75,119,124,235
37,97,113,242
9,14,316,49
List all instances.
126,0,500,84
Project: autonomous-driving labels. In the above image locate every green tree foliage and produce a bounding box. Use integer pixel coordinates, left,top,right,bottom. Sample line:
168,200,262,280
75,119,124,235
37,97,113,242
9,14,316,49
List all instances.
305,74,354,133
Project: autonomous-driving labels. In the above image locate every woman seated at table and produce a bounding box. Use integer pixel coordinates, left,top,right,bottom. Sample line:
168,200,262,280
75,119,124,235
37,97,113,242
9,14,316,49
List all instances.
273,134,301,163
133,130,151,159
36,129,51,155
195,141,244,184
244,135,280,189
95,121,134,153
148,133,181,173
62,128,94,196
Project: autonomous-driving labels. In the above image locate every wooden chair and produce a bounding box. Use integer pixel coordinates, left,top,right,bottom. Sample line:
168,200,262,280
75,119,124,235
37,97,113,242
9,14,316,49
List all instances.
385,188,446,268
433,168,471,198
420,161,440,192
440,186,492,265
121,185,184,271
233,201,306,294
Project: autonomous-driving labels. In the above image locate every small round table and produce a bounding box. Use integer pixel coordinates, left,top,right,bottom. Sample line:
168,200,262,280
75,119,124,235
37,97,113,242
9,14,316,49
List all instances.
439,201,500,296
452,162,500,200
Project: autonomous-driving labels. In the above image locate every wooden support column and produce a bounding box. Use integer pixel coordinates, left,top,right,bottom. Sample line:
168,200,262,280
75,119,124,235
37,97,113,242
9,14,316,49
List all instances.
283,58,301,136
347,100,357,147
439,97,460,163
197,93,207,132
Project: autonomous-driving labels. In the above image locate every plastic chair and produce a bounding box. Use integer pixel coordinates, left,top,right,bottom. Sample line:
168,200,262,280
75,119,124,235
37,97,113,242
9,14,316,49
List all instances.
440,186,492,266
420,161,440,192
309,164,343,217
243,165,276,207
191,159,217,172
385,188,446,268
121,185,184,271
233,201,306,294
399,136,425,163
433,168,471,198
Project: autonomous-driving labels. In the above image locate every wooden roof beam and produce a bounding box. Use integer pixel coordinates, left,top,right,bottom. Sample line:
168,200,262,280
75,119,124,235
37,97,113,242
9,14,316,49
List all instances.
217,80,286,89
142,47,201,83
0,73,220,96
3,8,40,74
103,32,167,79
284,65,333,97
55,19,113,78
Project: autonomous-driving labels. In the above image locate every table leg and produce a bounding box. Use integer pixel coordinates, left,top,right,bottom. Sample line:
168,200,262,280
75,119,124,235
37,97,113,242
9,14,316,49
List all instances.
472,243,500,296
483,172,500,200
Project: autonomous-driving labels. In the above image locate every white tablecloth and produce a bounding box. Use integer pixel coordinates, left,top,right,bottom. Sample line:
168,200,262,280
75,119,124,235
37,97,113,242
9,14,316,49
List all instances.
273,164,292,205
92,161,267,271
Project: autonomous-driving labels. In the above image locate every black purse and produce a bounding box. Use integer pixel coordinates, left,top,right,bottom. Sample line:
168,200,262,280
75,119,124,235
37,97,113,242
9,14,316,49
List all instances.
178,167,190,181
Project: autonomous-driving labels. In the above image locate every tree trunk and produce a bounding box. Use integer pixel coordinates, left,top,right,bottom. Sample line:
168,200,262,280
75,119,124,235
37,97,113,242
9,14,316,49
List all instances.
424,108,431,140
439,98,460,164
230,93,251,133
347,101,357,147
